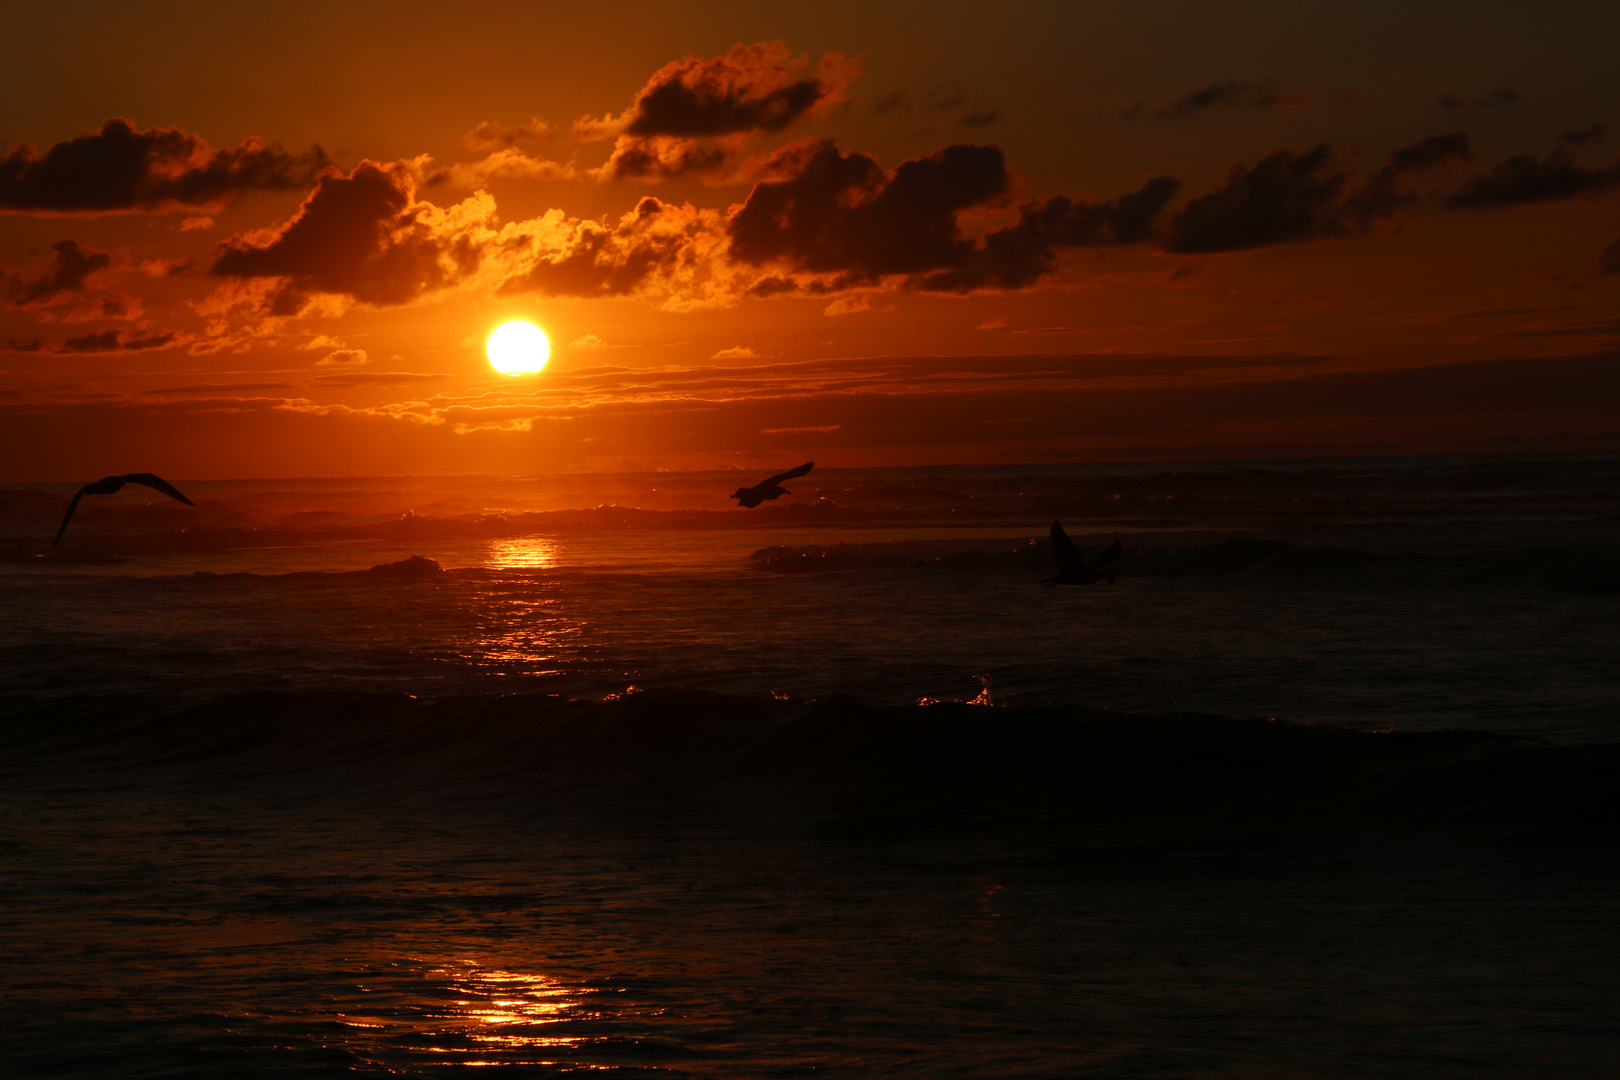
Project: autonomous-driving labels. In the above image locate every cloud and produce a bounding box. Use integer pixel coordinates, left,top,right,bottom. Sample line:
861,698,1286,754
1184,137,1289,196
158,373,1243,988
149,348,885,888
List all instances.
4,240,111,306
1602,237,1620,275
1437,88,1518,110
1346,132,1473,224
0,117,328,214
567,334,607,351
976,316,1007,329
423,148,578,189
1164,145,1345,252
919,176,1182,290
209,161,495,310
1158,80,1362,118
728,142,1012,280
308,371,452,388
179,216,214,231
462,117,551,152
53,328,181,353
958,110,1000,129
494,195,733,308
1165,134,1469,253
1445,143,1620,209
711,345,765,359
578,41,858,181
315,348,369,367
145,382,296,394
873,84,968,115
578,41,856,141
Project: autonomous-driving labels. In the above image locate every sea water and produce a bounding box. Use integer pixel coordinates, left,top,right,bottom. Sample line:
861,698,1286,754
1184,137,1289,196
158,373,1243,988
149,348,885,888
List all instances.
2,453,1617,1077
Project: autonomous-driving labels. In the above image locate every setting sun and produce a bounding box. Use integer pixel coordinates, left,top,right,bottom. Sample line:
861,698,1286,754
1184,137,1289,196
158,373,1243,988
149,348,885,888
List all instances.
487,321,550,375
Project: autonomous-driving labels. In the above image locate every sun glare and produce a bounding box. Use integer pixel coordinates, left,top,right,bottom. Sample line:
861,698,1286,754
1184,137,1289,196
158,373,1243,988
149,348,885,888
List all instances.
487,321,550,375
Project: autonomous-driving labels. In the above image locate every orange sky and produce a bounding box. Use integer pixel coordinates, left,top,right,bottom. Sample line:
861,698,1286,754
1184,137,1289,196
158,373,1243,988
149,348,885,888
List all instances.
3,1,1618,479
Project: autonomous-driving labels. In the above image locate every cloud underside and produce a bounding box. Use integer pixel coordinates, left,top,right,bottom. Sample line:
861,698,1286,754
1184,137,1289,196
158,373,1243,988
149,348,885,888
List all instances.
0,118,328,214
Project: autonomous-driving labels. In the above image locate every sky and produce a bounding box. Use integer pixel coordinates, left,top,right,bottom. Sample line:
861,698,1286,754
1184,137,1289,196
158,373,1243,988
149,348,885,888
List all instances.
2,0,1618,479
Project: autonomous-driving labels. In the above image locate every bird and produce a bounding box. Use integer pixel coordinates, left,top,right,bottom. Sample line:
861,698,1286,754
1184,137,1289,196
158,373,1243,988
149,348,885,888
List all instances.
1043,519,1121,586
732,461,813,508
53,473,196,547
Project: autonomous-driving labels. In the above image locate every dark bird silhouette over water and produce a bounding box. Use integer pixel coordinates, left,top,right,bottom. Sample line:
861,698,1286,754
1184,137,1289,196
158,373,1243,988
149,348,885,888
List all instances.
732,461,813,508
53,473,195,547
1044,519,1121,586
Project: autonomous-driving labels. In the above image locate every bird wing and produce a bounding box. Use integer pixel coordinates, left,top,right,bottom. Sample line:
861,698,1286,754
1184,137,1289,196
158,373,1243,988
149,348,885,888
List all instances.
52,489,89,548
1090,540,1123,569
765,461,814,486
1049,519,1086,574
120,473,196,506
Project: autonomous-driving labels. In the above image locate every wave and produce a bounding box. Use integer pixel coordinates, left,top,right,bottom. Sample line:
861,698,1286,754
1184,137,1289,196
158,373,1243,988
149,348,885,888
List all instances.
750,536,1620,591
2,687,1613,850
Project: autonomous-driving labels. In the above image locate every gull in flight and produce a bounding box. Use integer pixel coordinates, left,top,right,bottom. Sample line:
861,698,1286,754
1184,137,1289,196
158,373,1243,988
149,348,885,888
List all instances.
53,473,196,547
732,461,813,508
1044,519,1121,586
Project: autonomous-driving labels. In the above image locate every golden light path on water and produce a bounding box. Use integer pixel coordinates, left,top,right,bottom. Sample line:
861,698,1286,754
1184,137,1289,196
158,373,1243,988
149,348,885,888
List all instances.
336,961,592,1067
484,536,561,570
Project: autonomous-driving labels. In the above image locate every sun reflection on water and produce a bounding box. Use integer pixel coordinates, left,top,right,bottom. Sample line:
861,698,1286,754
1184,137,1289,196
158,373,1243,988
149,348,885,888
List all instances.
485,536,561,570
415,961,589,1063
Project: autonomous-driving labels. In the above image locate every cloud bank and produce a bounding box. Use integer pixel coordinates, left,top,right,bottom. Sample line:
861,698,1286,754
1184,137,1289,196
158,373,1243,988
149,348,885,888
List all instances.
1,118,328,214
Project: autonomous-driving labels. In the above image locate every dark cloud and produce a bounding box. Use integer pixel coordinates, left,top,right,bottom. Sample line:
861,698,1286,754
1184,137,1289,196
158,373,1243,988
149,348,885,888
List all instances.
1446,144,1620,208
0,118,328,214
1562,124,1606,147
1347,132,1472,224
1165,145,1345,252
1167,134,1470,252
4,240,111,305
1161,78,1254,117
958,111,1000,129
580,42,858,181
54,328,178,353
623,41,854,138
210,162,483,309
6,338,43,352
919,177,1182,291
728,143,1011,280
1158,80,1361,118
1437,88,1518,110
872,85,969,115
1600,237,1620,275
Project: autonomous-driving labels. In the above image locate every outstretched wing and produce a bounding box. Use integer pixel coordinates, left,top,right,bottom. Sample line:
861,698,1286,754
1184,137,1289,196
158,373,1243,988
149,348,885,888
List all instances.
1090,540,1122,570
120,473,196,506
51,489,88,548
1049,519,1085,575
765,461,814,486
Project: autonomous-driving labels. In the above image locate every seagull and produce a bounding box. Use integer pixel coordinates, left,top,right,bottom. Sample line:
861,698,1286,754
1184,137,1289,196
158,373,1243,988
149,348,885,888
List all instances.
53,473,196,547
1043,519,1121,587
732,461,813,508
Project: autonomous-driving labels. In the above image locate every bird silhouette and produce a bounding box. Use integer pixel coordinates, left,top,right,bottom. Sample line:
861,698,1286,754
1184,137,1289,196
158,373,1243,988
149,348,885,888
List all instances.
732,461,813,508
53,473,196,547
1043,519,1121,586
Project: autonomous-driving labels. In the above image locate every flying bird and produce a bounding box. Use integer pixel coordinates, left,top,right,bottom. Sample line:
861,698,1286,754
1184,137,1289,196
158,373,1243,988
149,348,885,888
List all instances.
53,473,196,547
732,461,813,508
1044,519,1121,587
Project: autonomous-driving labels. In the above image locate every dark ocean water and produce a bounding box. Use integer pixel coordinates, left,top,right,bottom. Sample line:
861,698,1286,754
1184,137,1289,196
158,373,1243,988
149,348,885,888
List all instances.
2,453,1618,1077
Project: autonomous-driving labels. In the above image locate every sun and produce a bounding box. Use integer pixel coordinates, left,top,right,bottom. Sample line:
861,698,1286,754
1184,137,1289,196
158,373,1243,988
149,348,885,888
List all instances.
487,321,550,375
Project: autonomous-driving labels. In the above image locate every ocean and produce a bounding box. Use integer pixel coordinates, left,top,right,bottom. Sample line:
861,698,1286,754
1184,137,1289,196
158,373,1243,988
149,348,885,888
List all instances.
2,453,1618,1077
